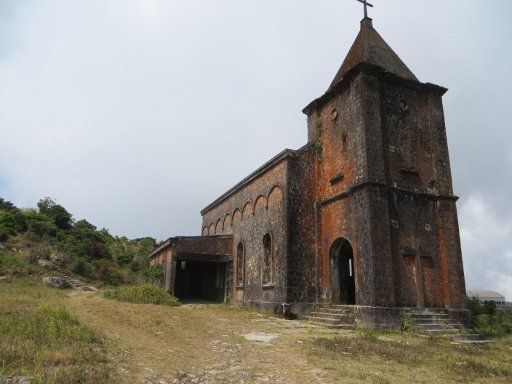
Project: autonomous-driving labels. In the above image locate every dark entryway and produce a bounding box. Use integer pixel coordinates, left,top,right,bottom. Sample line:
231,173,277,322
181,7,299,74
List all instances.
174,260,227,302
331,238,356,305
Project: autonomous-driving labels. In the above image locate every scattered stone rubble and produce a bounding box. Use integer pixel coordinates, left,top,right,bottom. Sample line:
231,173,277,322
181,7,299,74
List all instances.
42,276,97,291
0,376,32,384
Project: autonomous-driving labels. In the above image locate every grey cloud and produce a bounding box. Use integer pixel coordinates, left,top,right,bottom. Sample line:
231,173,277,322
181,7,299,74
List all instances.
0,0,510,297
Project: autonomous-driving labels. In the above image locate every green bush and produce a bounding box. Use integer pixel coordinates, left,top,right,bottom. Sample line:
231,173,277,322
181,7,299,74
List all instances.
0,197,15,211
0,224,10,242
94,260,121,285
116,251,133,266
467,296,512,336
37,197,73,230
104,284,180,306
27,218,58,239
71,259,94,277
145,263,164,282
0,208,27,234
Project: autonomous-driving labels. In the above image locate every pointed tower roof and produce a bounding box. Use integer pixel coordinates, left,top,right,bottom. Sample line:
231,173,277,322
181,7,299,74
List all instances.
329,18,418,91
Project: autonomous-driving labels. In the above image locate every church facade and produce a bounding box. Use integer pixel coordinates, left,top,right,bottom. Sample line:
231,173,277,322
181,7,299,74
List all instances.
149,17,467,319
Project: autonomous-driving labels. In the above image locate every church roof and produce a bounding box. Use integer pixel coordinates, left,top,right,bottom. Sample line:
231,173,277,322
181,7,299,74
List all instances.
329,18,418,91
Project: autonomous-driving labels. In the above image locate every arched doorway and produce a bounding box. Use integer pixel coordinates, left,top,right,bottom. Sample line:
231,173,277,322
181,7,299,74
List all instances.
330,238,356,305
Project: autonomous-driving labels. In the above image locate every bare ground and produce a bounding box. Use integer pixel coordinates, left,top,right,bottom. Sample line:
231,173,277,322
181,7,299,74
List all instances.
65,292,343,384
63,292,512,384
2,278,511,384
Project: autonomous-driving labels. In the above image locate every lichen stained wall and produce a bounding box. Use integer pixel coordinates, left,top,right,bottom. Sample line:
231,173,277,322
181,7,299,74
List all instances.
201,158,289,309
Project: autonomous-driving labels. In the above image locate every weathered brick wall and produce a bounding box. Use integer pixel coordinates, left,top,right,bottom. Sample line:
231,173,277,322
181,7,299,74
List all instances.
298,71,395,307
287,145,319,303
173,236,233,256
201,159,289,307
297,65,466,309
379,75,466,308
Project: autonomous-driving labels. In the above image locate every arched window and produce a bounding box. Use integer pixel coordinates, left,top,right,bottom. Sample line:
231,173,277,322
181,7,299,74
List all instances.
262,233,273,285
236,242,245,287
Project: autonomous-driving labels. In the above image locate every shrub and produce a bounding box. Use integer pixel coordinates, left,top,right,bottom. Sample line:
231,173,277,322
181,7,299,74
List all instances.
0,224,10,242
116,251,133,266
27,218,58,240
0,208,28,234
37,197,73,230
467,296,512,336
0,197,15,211
94,260,121,285
145,263,164,283
466,297,483,316
104,284,180,306
71,259,94,277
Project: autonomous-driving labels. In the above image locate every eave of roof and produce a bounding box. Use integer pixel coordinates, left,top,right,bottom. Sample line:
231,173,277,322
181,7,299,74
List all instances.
148,235,233,259
303,62,447,116
200,148,297,215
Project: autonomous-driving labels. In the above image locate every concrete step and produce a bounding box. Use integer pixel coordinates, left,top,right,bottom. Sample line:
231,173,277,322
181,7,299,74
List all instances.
414,325,466,332
412,318,461,325
306,321,355,330
329,305,358,311
313,307,354,315
452,334,494,344
304,316,344,325
424,328,462,334
315,307,351,313
309,312,354,321
410,314,449,320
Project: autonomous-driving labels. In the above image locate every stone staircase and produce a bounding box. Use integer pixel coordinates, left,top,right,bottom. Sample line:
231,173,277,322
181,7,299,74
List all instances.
303,306,491,343
408,310,467,334
303,305,356,330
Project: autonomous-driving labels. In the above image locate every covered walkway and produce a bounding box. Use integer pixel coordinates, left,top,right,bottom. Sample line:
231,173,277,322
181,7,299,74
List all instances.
148,235,233,303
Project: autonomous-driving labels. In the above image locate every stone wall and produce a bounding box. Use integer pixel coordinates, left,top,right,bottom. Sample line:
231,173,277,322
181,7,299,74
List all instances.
298,64,466,310
287,145,319,303
201,158,290,307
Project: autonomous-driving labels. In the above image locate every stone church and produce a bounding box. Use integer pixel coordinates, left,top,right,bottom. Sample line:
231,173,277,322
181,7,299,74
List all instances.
149,15,467,322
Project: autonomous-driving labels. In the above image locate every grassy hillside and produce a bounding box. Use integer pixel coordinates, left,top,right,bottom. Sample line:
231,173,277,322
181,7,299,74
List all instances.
0,276,116,383
0,197,163,286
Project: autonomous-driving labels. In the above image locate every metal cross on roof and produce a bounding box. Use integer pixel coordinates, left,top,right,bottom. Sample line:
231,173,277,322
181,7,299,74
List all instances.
356,0,374,19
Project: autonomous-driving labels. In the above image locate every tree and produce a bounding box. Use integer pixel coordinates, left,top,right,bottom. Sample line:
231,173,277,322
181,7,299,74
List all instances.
37,197,73,230
27,218,58,239
0,198,15,212
0,209,28,234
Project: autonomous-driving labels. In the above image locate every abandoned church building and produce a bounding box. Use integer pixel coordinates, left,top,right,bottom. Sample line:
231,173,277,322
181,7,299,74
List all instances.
149,14,467,326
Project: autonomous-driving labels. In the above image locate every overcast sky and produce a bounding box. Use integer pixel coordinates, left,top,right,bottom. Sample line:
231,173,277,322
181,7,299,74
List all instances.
0,0,511,299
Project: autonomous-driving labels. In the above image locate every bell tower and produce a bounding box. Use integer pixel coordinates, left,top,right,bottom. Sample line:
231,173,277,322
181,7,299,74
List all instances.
303,15,466,309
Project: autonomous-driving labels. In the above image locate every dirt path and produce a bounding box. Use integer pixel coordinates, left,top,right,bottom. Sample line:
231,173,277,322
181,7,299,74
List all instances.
65,292,345,384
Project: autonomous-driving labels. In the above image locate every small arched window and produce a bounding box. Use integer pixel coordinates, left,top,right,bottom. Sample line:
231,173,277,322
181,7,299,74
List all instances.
236,242,245,287
262,233,273,285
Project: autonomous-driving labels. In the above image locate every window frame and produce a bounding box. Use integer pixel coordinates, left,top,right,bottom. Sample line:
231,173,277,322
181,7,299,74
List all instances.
236,241,245,288
262,233,274,288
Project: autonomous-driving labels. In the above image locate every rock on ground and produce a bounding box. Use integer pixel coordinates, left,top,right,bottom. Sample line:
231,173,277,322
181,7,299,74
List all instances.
49,253,70,263
37,259,54,269
0,376,32,384
42,276,73,289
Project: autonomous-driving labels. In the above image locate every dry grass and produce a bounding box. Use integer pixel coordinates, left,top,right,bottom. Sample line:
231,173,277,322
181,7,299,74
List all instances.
0,277,116,384
308,329,512,383
1,276,511,383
